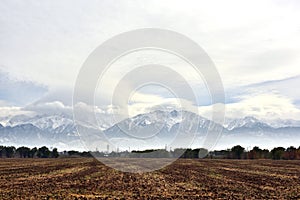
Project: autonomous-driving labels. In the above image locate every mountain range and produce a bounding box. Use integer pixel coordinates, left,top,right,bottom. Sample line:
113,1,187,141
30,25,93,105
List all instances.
0,110,299,150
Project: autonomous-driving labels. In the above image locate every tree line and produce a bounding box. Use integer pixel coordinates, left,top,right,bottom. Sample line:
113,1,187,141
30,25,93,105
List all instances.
129,145,300,160
210,145,300,160
0,145,300,160
0,146,59,158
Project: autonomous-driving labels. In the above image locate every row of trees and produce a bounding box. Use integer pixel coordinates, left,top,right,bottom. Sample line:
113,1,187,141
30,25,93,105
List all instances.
1,145,300,160
131,148,209,158
0,146,59,158
87,146,300,160
114,146,300,160
211,145,300,160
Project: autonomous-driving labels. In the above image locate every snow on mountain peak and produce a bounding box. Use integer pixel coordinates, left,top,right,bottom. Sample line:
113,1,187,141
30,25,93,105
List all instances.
6,114,73,130
226,116,270,130
1,110,300,151
127,110,183,130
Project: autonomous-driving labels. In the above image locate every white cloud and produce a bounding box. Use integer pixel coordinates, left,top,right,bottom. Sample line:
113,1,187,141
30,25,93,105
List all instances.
0,106,34,119
1,0,299,88
24,101,72,116
199,93,300,121
0,0,300,121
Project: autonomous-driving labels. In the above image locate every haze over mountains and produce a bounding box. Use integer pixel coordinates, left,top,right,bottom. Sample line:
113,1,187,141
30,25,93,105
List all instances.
0,110,300,151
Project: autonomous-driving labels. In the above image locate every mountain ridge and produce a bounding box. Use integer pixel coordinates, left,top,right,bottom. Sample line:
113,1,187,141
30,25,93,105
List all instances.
1,110,300,150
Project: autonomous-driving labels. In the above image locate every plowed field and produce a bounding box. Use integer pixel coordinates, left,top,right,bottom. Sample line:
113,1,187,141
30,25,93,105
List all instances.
0,158,299,199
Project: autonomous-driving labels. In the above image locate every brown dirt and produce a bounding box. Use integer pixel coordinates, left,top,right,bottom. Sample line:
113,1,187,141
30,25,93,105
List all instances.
0,158,299,199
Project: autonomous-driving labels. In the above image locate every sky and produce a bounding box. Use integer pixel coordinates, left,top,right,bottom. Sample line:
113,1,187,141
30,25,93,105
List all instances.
0,0,300,122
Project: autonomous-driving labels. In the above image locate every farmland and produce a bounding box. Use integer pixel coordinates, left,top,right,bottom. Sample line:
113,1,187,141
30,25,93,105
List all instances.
0,158,299,199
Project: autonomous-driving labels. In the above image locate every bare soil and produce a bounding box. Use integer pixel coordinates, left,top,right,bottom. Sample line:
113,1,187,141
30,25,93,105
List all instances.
0,158,299,199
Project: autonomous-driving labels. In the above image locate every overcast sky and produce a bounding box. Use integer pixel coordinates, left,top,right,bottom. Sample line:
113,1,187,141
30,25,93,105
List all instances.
0,0,300,121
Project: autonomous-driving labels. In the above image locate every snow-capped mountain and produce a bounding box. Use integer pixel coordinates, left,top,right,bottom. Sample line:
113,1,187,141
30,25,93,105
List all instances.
7,114,73,130
261,118,300,128
226,116,271,131
0,110,300,150
104,110,216,138
103,110,223,150
0,114,79,149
